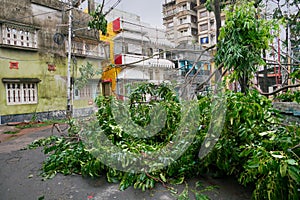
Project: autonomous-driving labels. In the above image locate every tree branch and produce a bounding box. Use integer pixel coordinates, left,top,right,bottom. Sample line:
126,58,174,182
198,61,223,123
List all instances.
252,83,300,96
185,45,215,79
195,63,224,91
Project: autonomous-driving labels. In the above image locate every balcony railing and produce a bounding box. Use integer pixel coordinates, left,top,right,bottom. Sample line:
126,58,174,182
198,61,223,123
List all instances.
1,23,38,49
115,54,175,69
66,40,107,58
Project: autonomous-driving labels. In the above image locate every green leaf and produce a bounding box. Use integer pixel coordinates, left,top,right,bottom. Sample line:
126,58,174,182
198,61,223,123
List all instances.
178,184,189,200
247,161,259,169
38,196,45,200
195,193,210,200
159,173,167,182
169,176,185,185
258,131,276,137
286,159,298,166
288,166,300,182
280,162,288,177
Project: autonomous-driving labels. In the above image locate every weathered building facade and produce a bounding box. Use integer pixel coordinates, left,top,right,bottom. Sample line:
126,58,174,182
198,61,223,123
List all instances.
0,0,106,124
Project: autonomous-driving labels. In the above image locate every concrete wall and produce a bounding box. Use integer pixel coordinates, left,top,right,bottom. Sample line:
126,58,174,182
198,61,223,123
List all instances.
0,0,103,124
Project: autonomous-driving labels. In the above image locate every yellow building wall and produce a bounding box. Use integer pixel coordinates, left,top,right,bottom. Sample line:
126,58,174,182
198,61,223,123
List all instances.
100,20,122,95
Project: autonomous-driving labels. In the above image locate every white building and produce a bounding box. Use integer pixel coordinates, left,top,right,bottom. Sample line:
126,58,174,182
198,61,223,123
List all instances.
106,10,176,99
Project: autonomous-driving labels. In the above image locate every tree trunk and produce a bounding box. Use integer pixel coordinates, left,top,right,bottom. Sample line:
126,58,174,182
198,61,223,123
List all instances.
239,73,249,94
214,0,222,42
214,0,222,80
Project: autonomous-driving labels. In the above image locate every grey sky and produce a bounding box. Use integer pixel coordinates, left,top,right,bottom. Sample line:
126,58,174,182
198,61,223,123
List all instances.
103,0,164,28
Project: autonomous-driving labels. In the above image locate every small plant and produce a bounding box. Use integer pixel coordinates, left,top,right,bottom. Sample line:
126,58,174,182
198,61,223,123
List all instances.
3,131,19,134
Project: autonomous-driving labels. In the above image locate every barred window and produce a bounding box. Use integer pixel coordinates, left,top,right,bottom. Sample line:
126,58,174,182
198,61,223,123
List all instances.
5,82,38,105
2,78,40,105
200,24,208,31
74,81,99,100
79,85,92,99
2,24,37,48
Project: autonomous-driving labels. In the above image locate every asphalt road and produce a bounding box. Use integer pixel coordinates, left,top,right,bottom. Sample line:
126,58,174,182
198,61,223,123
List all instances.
0,125,252,200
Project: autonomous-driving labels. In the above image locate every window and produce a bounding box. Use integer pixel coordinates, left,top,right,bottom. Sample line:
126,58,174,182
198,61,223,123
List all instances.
192,28,198,36
4,80,39,105
200,24,208,31
180,29,188,36
192,16,197,23
179,17,187,24
200,37,209,44
102,82,111,96
2,24,37,48
168,22,174,27
149,69,154,80
70,40,104,57
79,85,92,99
200,11,207,18
74,81,99,100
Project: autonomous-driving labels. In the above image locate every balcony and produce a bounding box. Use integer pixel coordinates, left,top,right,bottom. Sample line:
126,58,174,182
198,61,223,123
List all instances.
66,40,107,59
177,23,190,31
163,0,176,6
0,23,38,51
163,9,177,18
177,9,197,18
178,35,193,43
115,54,175,69
177,0,193,4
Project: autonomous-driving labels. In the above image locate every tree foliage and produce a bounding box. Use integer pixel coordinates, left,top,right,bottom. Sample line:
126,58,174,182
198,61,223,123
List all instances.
215,1,279,93
28,83,300,200
201,90,300,199
75,62,101,90
88,4,108,35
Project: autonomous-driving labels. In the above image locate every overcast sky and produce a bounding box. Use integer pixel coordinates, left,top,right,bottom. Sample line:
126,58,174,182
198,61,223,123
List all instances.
102,0,164,28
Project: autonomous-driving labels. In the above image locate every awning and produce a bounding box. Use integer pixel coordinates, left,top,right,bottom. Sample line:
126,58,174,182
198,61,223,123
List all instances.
102,78,112,83
2,78,41,83
117,69,150,80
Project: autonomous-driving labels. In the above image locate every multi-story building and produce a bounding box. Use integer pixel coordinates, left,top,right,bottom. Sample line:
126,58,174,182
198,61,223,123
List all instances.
162,0,198,46
101,9,175,99
196,0,225,47
162,1,214,96
0,0,106,124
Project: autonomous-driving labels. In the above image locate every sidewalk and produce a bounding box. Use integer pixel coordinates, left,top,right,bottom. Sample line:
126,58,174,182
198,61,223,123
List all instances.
0,123,67,153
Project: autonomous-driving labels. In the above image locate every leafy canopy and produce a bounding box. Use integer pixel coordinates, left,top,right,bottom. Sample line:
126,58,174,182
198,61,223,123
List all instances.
215,1,279,92
88,4,108,35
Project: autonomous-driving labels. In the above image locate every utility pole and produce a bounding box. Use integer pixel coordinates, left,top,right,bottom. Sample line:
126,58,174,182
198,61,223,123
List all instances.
66,0,73,118
287,1,291,86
